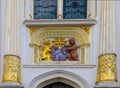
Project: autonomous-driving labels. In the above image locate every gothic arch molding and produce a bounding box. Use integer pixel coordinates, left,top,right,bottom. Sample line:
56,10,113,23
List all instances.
28,70,90,88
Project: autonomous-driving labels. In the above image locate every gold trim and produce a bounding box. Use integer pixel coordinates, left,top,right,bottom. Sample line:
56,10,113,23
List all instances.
29,26,90,37
98,53,117,59
4,54,20,59
57,14,63,19
3,55,21,83
96,53,117,83
81,48,85,64
80,44,90,48
29,26,40,36
30,27,90,45
80,27,90,36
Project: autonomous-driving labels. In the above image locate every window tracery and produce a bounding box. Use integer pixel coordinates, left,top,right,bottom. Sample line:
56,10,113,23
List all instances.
34,0,87,19
63,0,87,19
24,0,97,19
34,0,57,19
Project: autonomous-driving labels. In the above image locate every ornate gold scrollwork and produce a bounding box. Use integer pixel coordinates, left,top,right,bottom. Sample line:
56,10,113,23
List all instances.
3,54,21,83
96,53,117,83
29,26,40,36
52,38,66,48
80,27,90,36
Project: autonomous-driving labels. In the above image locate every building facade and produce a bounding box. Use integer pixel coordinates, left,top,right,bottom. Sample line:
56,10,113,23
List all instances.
0,0,120,88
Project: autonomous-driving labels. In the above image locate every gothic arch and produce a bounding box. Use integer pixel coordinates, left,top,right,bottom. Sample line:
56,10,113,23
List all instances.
30,27,89,45
28,70,90,88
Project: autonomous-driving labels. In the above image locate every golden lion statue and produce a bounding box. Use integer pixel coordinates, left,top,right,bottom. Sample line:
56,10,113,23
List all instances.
40,39,51,61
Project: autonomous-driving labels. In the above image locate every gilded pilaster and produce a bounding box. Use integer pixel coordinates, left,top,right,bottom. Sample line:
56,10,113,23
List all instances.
3,55,21,83
0,0,22,87
96,0,117,84
96,53,117,83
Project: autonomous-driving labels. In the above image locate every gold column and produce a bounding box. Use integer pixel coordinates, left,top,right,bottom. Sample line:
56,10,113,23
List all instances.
2,0,21,84
96,0,117,83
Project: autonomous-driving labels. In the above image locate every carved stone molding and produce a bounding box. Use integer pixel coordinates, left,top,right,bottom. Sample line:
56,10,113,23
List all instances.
0,82,23,88
29,26,91,37
23,63,96,68
24,19,97,27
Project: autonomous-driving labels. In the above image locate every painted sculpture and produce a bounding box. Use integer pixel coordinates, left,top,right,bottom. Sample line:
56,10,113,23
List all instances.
65,38,78,61
51,46,67,61
40,39,51,61
40,37,78,61
51,38,67,61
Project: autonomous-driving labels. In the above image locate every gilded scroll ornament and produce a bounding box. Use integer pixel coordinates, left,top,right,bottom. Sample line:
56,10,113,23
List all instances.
80,27,90,36
96,53,117,83
29,26,40,36
3,55,21,83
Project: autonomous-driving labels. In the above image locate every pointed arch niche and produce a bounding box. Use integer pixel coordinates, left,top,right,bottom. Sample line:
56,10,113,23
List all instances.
27,26,93,65
28,70,90,88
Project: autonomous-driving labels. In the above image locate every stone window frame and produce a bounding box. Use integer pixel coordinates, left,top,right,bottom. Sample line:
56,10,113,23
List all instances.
24,0,97,20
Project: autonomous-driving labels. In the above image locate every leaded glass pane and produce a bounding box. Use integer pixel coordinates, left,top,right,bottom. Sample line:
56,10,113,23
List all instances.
34,0,57,19
63,0,87,19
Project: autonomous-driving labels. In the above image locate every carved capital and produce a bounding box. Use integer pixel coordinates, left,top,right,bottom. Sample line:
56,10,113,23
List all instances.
3,55,21,83
96,53,117,83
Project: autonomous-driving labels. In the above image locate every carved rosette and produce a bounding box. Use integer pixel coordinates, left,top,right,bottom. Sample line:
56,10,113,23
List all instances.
96,53,117,83
3,55,21,83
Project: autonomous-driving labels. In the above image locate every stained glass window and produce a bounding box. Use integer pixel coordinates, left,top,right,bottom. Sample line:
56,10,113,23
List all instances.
63,0,87,19
34,0,57,19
